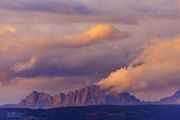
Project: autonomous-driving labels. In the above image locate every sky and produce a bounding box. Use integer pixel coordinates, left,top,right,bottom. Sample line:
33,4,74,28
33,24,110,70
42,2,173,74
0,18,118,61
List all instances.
0,0,180,104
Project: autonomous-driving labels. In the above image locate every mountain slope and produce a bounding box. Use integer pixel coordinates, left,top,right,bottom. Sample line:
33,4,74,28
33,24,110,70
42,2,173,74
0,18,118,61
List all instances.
17,85,141,109
18,91,54,108
160,90,180,104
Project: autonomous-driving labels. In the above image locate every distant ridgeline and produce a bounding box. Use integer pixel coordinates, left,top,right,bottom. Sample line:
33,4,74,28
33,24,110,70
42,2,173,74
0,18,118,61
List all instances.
1,85,180,109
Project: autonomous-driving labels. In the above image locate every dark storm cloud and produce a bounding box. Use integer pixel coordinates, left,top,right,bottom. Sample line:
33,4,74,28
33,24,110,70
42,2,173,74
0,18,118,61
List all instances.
13,56,130,79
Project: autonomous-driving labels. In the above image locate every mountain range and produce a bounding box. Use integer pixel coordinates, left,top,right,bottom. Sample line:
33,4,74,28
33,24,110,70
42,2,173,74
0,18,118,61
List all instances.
17,85,141,109
2,85,180,109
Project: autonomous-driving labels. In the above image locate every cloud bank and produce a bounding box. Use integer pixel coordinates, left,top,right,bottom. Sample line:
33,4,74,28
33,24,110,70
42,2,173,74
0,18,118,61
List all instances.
0,24,129,82
0,0,179,24
98,36,180,100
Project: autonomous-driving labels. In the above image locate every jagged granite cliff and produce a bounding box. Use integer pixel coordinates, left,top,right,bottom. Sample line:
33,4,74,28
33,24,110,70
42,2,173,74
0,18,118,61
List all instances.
18,85,141,109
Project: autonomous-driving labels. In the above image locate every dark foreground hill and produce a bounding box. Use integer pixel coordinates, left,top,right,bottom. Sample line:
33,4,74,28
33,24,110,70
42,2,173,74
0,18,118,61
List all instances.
1,105,180,120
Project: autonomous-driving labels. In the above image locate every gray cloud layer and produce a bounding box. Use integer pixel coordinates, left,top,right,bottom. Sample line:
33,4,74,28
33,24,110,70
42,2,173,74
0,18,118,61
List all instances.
0,0,179,24
0,24,130,83
0,0,92,15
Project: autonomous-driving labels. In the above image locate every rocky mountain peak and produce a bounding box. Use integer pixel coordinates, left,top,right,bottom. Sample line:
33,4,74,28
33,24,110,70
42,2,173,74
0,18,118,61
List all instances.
17,85,142,109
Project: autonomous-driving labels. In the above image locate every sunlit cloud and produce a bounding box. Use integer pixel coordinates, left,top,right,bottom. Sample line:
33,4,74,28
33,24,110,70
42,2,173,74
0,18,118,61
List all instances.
12,57,37,73
59,24,129,47
0,25,16,37
98,36,180,100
